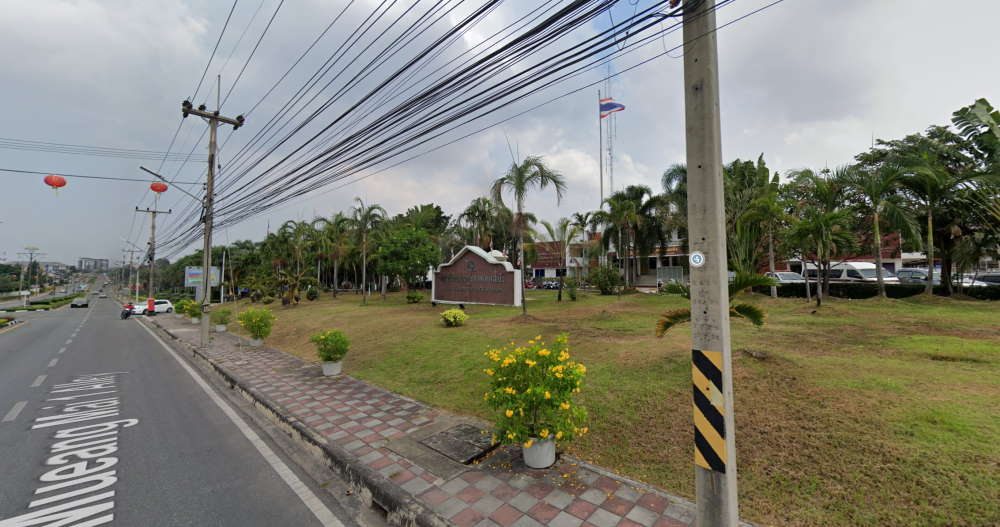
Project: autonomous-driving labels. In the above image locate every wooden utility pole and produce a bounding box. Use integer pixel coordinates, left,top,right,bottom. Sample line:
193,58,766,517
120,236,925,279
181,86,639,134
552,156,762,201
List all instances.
136,204,171,313
181,82,244,349
682,1,739,526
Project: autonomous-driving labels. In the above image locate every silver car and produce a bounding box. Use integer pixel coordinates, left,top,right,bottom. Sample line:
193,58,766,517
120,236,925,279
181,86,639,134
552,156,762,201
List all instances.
765,271,805,284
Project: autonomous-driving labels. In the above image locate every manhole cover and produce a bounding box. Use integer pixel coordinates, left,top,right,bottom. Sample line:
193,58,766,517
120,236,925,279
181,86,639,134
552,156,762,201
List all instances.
419,424,495,464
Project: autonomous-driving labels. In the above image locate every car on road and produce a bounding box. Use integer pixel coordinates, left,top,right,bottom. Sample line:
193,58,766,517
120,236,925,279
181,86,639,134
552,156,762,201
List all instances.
765,271,805,284
98,293,108,298
70,297,89,308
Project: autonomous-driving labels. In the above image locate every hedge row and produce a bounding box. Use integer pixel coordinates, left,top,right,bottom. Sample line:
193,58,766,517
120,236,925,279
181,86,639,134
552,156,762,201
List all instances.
752,283,1000,301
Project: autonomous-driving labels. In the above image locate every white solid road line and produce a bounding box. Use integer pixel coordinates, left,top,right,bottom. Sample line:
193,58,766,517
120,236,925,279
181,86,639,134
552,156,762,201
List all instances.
136,320,343,527
47,358,58,367
2,401,28,422
30,375,46,388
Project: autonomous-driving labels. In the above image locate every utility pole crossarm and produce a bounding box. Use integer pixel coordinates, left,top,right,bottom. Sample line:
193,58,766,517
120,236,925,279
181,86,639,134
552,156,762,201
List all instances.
181,100,244,128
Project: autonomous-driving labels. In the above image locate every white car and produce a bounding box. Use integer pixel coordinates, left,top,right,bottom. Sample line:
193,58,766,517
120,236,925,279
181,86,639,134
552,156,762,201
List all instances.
130,299,174,315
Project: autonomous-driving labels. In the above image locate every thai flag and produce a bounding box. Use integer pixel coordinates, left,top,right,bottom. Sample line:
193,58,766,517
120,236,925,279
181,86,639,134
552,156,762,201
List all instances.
599,97,625,119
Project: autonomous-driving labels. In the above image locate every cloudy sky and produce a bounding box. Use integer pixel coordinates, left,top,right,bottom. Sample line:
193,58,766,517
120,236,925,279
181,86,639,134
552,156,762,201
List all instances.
1,0,998,266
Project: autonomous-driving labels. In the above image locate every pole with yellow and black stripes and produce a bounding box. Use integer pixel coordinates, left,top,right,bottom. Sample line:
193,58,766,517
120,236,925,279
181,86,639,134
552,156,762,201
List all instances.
681,1,740,526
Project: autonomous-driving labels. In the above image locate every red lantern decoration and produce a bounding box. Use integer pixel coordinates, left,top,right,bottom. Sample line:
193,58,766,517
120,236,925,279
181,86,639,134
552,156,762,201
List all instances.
150,181,168,193
43,174,67,190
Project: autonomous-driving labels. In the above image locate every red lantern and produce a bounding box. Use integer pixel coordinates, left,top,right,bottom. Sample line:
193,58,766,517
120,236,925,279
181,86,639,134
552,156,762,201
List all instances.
43,174,67,189
150,181,168,193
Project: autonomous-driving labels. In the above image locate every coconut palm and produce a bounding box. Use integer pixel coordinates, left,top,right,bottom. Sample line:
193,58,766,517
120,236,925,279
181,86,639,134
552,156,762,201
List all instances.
540,217,582,301
655,273,777,335
490,155,567,315
350,198,387,305
459,197,497,249
843,164,921,297
313,212,351,297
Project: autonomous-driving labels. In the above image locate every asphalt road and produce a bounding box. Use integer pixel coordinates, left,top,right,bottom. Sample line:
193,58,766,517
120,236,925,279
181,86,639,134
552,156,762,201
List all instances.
0,298,358,526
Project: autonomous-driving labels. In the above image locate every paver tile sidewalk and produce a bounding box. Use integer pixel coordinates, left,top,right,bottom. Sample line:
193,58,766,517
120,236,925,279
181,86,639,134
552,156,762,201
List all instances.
149,314,734,527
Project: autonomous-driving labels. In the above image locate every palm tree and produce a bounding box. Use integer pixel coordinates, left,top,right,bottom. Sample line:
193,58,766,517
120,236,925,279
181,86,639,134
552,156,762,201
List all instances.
786,206,857,307
277,220,315,305
655,273,777,335
350,198,386,305
540,217,582,301
313,212,351,297
843,164,921,297
459,197,497,249
490,155,566,315
903,150,978,294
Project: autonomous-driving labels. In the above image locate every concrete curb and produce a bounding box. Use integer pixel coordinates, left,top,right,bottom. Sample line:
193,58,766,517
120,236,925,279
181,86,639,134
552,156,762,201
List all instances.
141,316,450,527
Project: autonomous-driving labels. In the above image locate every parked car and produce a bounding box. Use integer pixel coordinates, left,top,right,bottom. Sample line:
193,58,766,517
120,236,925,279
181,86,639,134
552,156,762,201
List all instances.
897,268,989,287
805,262,899,283
132,299,174,315
765,271,805,284
70,297,89,308
977,273,1000,285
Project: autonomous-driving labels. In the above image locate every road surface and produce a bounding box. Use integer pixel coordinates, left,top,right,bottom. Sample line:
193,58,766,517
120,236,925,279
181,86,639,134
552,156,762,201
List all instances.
0,298,359,526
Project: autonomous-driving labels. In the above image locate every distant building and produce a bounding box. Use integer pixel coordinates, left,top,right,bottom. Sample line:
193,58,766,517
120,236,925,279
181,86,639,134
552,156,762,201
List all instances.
78,258,109,272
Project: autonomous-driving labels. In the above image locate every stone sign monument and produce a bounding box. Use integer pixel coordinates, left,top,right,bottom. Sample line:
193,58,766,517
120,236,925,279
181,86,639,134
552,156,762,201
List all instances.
432,246,521,307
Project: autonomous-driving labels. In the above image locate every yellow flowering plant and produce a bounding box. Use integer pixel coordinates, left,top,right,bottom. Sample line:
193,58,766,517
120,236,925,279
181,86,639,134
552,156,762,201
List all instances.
440,308,469,327
484,334,588,447
237,308,275,340
310,329,350,362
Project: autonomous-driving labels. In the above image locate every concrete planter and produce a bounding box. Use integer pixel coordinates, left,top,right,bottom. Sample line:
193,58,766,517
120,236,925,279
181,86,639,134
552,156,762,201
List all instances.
190,317,200,324
215,324,227,333
321,361,342,376
249,338,263,347
522,438,556,469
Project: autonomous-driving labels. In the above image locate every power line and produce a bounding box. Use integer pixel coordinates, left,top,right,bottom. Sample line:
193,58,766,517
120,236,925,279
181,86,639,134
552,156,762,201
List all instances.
0,168,202,185
0,137,208,161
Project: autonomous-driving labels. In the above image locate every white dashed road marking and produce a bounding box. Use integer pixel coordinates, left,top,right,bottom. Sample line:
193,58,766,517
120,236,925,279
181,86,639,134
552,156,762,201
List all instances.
30,375,46,388
136,320,343,527
64,339,72,345
58,347,66,354
47,358,58,367
2,401,27,422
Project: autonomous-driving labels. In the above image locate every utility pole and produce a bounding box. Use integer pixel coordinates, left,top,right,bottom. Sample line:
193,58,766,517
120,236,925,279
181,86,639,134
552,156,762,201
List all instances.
681,1,739,526
123,248,141,304
181,79,245,349
136,204,171,313
18,247,43,306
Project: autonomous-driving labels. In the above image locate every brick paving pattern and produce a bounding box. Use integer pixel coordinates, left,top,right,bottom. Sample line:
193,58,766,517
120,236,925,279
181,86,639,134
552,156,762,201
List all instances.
151,315,711,527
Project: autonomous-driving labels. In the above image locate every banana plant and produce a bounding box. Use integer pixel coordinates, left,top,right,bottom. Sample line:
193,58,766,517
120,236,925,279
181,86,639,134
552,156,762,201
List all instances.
655,273,777,336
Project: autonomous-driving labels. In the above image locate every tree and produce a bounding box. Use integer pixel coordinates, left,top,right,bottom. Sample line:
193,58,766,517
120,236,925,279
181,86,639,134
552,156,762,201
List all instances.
351,198,386,305
842,164,920,297
313,213,351,297
540,217,581,301
375,225,441,290
655,273,776,334
490,155,566,315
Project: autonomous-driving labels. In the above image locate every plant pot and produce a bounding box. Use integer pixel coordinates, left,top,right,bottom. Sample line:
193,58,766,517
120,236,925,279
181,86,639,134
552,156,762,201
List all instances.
190,317,200,324
249,338,263,347
522,438,556,469
215,324,227,333
321,360,342,376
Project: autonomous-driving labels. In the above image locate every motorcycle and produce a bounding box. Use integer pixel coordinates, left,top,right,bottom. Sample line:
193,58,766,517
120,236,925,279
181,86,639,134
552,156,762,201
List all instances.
120,307,132,320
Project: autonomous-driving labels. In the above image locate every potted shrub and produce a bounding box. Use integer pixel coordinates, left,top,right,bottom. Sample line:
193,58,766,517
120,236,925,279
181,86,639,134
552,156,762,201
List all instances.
184,301,202,324
175,299,192,319
306,288,319,301
310,329,349,376
406,291,423,304
211,309,231,333
484,334,588,469
237,308,275,347
440,308,468,327
262,296,275,305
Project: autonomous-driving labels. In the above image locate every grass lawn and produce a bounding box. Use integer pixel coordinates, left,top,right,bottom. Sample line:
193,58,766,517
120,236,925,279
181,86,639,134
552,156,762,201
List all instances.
225,289,999,527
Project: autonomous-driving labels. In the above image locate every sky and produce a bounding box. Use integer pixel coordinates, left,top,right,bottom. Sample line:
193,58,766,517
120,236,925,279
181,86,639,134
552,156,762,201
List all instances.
1,0,998,266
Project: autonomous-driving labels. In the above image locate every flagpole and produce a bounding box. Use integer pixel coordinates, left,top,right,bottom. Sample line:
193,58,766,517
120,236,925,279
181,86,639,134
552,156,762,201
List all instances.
598,89,604,210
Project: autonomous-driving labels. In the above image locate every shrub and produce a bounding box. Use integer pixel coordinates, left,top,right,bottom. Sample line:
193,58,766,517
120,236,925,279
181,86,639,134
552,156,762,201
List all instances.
177,300,202,318
484,334,588,447
306,288,319,301
261,296,275,305
440,308,468,327
752,282,1000,301
565,278,579,301
406,291,423,304
175,299,193,315
211,309,231,325
589,265,622,295
237,308,275,340
310,330,350,362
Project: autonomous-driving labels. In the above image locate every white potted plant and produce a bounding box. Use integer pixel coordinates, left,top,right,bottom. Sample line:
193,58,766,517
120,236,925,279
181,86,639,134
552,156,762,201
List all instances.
311,329,349,376
237,307,275,347
485,334,588,469
211,309,231,333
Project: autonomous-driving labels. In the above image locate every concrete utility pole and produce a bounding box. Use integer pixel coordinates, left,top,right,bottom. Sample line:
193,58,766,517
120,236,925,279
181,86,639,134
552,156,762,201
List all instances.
123,248,141,304
181,83,244,349
136,204,171,313
18,247,43,306
681,1,739,526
